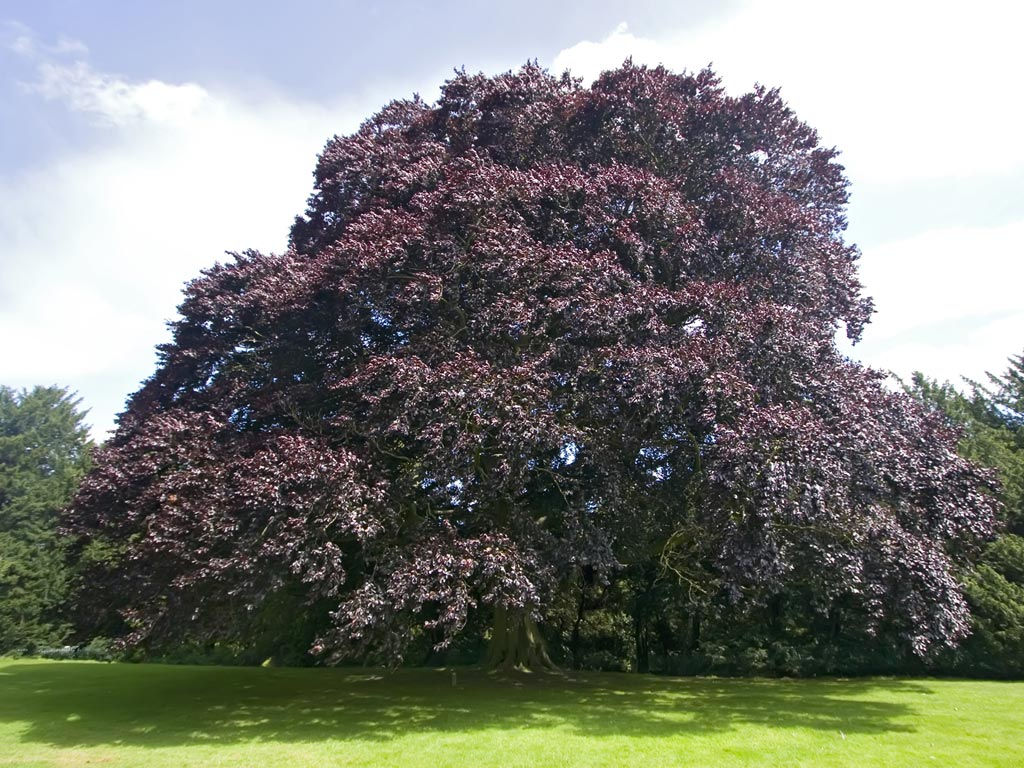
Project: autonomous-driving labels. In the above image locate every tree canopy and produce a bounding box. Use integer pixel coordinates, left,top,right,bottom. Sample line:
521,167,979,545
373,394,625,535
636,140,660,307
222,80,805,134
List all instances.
908,350,1024,676
67,63,999,668
0,386,91,652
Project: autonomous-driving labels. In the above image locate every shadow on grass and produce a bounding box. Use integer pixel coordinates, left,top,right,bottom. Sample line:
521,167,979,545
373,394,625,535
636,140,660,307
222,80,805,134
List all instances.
0,662,928,749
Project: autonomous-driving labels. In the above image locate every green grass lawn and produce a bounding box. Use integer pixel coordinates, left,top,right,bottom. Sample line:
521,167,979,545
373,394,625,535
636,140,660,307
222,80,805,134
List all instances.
0,658,1022,767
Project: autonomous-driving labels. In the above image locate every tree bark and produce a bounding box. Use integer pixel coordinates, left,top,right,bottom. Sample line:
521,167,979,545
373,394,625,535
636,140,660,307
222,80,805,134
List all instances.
571,574,587,670
686,611,701,653
633,566,655,673
485,604,556,671
634,612,650,674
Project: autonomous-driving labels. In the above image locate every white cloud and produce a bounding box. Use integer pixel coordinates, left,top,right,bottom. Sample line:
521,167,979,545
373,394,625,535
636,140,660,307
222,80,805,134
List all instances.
841,221,1024,386
0,36,428,440
552,22,657,84
8,24,206,125
856,223,1024,339
4,20,89,58
3,15,1021,441
553,6,1024,388
553,22,663,77
552,2,1024,184
27,60,209,125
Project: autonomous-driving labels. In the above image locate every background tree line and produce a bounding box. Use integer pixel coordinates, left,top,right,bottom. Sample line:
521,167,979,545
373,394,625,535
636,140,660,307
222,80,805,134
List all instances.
2,348,1021,676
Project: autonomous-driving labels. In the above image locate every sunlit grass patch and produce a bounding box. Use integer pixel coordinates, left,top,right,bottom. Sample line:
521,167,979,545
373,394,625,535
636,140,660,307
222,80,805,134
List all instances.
0,658,1021,767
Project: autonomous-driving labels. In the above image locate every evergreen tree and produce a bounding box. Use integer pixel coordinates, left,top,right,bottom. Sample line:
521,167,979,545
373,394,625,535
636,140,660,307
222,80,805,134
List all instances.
967,352,1024,533
908,350,1024,677
0,386,92,652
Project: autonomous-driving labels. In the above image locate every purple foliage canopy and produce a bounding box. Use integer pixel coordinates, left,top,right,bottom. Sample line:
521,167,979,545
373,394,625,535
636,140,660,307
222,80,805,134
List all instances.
68,63,998,662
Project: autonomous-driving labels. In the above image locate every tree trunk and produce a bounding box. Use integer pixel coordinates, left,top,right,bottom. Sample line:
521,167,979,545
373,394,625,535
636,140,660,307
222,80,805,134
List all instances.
634,612,650,673
633,566,655,674
687,611,701,652
485,604,556,671
571,574,587,670
768,593,784,633
829,604,842,642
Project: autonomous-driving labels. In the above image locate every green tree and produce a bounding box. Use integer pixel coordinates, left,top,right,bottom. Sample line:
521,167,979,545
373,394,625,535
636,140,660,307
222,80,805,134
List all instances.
966,353,1024,533
0,386,92,652
908,350,1024,676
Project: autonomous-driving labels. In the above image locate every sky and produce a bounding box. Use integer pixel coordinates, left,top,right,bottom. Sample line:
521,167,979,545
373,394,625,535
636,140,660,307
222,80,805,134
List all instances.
1,0,1021,440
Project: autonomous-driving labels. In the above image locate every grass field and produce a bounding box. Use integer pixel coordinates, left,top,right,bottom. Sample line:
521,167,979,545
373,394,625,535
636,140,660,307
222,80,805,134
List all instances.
1,659,1022,767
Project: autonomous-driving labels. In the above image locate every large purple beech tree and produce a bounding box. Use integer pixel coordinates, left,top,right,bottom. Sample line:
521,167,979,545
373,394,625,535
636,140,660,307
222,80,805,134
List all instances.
68,63,998,669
